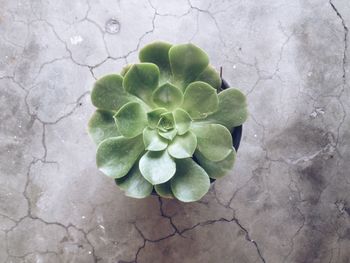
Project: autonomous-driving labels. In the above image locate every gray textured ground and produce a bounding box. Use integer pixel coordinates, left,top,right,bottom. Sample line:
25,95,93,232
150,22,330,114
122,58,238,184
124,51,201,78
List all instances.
1,0,350,262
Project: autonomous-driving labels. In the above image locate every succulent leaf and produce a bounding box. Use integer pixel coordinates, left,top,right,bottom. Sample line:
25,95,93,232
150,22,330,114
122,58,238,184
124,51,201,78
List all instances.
173,108,192,135
196,65,222,91
91,74,135,111
88,110,119,145
139,150,176,185
195,149,236,179
115,163,153,198
182,81,219,119
158,128,177,140
147,108,167,128
170,158,210,202
168,131,197,159
203,88,248,130
114,102,147,138
191,123,233,162
152,82,183,110
123,63,160,106
96,136,144,178
121,64,133,76
143,127,168,151
139,41,172,84
157,112,175,131
169,43,209,90
154,182,174,199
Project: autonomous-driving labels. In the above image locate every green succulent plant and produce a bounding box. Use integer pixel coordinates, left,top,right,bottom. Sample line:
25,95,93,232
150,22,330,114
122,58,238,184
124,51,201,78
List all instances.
88,41,248,202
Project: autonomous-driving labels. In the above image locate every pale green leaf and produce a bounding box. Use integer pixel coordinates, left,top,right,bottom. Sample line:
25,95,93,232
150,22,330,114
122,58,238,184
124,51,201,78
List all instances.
123,63,160,105
154,182,174,199
170,158,210,202
115,163,153,198
152,82,183,110
158,129,177,140
114,102,147,138
147,108,167,129
169,44,209,90
204,88,248,130
139,41,172,84
88,110,119,145
96,136,144,178
195,149,236,179
168,131,197,159
143,127,168,151
173,108,192,135
196,65,221,91
191,123,232,161
120,64,133,76
182,81,219,119
91,74,135,111
139,150,176,185
157,112,175,132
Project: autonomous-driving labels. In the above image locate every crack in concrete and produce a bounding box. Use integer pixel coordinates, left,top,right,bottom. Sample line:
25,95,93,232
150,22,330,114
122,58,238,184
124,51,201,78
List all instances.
31,56,71,83
273,30,295,77
41,124,48,162
283,206,306,262
231,217,266,263
0,213,17,227
92,0,158,77
4,5,99,82
5,214,99,262
129,211,266,263
5,167,99,262
28,0,110,81
214,185,267,263
189,11,200,42
2,5,122,260
3,80,93,261
329,0,348,83
23,82,90,126
6,250,60,261
329,0,349,148
123,192,266,263
147,0,192,18
123,10,157,65
187,0,226,47
0,34,26,49
24,6,100,80
157,197,182,236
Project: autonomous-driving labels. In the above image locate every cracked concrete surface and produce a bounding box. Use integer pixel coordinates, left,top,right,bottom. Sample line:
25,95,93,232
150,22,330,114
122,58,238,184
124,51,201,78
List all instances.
1,0,350,262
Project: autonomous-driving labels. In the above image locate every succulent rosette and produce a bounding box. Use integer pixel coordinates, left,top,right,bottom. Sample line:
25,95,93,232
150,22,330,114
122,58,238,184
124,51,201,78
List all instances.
88,42,248,202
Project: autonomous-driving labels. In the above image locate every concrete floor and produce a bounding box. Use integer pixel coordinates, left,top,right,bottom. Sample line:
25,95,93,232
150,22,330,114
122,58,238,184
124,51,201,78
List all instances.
1,0,350,262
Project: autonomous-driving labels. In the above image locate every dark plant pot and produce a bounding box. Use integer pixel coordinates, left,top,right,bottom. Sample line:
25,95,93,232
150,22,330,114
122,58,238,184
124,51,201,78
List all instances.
221,79,243,152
